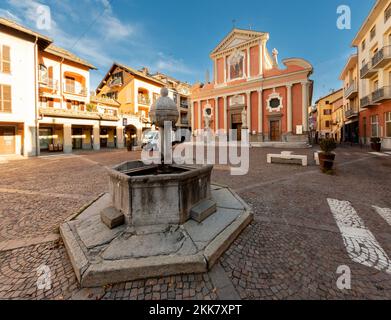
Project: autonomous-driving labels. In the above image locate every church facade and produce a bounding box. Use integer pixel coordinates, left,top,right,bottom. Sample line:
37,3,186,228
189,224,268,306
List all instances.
191,28,314,143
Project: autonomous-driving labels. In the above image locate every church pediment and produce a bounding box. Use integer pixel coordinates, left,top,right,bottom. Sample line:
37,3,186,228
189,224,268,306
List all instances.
211,28,268,56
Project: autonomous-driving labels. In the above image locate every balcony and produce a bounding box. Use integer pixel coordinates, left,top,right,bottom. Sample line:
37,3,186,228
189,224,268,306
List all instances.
138,95,150,106
345,108,359,119
360,95,377,108
360,62,377,79
39,107,119,121
108,77,123,88
63,84,87,96
90,94,119,106
372,46,391,69
344,82,358,99
372,86,391,103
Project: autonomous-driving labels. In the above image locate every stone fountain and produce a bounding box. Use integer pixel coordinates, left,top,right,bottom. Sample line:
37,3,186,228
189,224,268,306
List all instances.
60,88,253,288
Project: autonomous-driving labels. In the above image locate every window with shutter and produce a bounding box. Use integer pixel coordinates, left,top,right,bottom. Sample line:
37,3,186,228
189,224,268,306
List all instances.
1,46,11,74
0,85,12,112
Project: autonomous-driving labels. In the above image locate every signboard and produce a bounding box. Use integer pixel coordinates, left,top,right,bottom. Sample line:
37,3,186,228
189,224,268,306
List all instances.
296,125,303,135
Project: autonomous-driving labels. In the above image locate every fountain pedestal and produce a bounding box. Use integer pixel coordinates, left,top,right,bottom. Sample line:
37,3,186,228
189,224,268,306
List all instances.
60,88,253,288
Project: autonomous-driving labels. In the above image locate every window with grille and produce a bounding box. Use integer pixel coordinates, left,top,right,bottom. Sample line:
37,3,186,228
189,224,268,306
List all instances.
0,84,11,112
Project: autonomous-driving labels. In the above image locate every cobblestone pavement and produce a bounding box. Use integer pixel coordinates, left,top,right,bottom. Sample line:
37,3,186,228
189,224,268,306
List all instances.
0,146,390,299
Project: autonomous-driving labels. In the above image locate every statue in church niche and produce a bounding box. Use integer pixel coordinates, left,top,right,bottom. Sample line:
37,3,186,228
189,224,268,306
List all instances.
241,107,248,129
204,107,212,130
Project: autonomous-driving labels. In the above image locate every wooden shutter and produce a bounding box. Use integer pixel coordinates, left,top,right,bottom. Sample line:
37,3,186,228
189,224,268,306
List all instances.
2,46,11,74
1,85,11,112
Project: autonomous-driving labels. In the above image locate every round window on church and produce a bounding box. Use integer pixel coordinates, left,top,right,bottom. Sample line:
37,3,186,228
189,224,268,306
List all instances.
269,98,281,109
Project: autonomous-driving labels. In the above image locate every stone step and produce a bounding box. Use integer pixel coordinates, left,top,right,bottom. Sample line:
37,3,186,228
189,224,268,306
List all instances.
100,207,125,229
190,199,217,223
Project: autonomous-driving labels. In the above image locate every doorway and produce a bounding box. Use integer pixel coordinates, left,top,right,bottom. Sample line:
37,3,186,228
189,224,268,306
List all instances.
72,128,83,150
231,113,242,141
0,126,15,154
39,127,53,151
270,120,281,141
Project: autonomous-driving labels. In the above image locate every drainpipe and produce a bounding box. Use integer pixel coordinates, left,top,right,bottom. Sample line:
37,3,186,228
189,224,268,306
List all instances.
34,37,39,156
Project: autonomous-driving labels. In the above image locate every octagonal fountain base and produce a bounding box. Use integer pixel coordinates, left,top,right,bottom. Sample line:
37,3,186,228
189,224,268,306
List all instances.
60,184,253,288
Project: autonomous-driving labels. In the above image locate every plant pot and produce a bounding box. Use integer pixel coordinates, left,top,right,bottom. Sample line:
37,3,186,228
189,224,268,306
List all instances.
319,152,335,171
371,143,381,152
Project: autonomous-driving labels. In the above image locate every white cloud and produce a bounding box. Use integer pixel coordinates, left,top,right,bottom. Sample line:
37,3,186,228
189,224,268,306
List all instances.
0,8,21,22
155,52,193,75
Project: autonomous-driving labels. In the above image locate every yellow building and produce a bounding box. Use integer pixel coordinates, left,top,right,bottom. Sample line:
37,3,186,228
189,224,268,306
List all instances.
96,63,165,147
331,94,344,142
339,54,359,143
352,0,391,149
315,89,343,139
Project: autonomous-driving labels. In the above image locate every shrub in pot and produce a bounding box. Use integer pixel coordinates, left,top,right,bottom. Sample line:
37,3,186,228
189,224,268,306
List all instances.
370,137,381,152
126,140,132,151
319,138,337,171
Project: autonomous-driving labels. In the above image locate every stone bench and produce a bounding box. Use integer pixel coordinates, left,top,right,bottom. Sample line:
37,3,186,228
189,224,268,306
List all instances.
267,151,308,167
314,151,320,165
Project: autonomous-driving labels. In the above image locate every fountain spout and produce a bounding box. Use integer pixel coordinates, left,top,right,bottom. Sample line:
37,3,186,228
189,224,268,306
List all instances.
149,88,179,170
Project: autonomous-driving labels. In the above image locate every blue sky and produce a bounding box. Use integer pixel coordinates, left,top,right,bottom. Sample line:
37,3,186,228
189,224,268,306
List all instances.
0,0,375,101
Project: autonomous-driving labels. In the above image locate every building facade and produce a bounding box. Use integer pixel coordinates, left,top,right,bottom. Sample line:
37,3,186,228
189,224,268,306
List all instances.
0,18,124,156
315,89,343,140
0,18,51,156
191,28,313,143
331,92,344,142
353,0,391,149
152,72,191,130
339,54,360,144
96,63,164,148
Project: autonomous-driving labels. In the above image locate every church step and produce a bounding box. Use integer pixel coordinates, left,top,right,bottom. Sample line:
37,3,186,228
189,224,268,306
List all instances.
190,199,217,223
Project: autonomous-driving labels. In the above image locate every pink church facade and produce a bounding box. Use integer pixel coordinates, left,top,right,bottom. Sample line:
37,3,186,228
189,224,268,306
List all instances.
191,29,314,143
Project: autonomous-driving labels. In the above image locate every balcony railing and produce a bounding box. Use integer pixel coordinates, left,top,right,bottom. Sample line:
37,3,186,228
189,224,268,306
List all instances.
360,62,377,79
344,82,358,99
90,94,119,106
39,107,119,121
63,84,87,96
39,78,59,91
372,46,391,69
372,86,391,103
138,95,150,105
345,108,358,119
360,95,377,108
386,6,391,23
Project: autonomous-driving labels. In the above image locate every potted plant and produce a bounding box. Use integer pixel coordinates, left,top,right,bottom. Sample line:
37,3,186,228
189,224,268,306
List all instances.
319,138,337,171
370,137,382,152
126,140,132,152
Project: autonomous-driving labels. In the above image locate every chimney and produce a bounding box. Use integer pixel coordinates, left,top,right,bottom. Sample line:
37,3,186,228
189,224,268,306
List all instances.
141,67,149,75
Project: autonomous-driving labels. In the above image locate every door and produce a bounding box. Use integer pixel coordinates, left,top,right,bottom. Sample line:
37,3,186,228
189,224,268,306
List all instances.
72,128,82,150
270,120,281,141
0,126,15,154
231,113,242,141
39,128,52,151
100,128,108,148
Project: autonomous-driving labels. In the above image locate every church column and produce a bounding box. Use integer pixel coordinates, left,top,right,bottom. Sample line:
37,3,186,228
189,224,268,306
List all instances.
247,48,251,78
246,91,251,131
191,101,195,132
258,89,263,134
223,96,228,133
224,56,227,83
301,82,309,132
215,97,219,132
287,84,293,133
259,41,263,76
198,100,202,134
